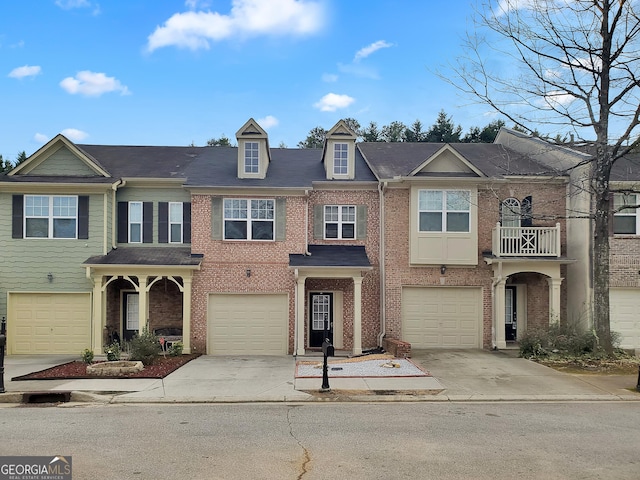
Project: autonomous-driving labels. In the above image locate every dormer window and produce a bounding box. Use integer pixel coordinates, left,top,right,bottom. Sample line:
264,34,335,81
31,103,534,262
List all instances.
244,142,259,174
333,143,348,175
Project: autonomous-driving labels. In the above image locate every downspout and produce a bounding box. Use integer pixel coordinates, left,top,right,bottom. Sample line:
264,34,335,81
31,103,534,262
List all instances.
293,268,299,356
377,181,387,347
304,189,311,255
490,261,503,350
111,180,124,250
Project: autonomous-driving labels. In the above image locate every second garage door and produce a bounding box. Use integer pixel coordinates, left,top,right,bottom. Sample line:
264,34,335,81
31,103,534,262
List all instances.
8,292,91,355
207,294,289,355
610,288,640,350
402,287,482,348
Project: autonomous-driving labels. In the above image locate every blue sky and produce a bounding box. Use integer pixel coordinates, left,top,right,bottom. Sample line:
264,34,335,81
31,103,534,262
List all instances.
1,0,499,160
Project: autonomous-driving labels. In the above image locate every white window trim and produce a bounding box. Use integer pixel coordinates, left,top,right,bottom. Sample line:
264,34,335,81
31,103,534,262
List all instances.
169,202,183,244
24,194,78,239
324,205,356,239
418,189,470,233
223,198,275,241
244,142,259,174
333,143,348,176
613,193,640,235
129,201,143,244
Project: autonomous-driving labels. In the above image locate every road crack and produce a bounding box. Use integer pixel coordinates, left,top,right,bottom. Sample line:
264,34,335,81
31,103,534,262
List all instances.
287,407,311,480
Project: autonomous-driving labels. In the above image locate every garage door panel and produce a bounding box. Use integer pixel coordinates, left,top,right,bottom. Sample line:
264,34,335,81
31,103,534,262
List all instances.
610,289,640,350
208,294,288,355
402,287,481,349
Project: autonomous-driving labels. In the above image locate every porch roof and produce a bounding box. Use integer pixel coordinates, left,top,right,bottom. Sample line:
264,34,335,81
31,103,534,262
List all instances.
289,245,372,268
83,247,202,267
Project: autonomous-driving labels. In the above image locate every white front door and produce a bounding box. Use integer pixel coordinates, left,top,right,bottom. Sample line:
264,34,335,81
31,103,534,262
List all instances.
123,292,139,340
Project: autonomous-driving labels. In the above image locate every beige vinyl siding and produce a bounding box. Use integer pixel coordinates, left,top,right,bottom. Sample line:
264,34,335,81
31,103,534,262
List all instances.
117,187,191,247
0,192,107,317
28,146,98,176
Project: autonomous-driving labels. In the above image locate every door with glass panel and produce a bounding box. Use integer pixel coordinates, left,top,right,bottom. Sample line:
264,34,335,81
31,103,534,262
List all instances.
309,293,333,347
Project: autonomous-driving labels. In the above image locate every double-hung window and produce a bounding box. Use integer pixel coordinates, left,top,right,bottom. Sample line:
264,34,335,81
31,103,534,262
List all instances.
224,198,274,240
169,202,183,243
333,143,348,175
129,202,143,243
324,205,355,239
24,195,78,239
613,193,639,234
244,142,259,174
418,190,470,232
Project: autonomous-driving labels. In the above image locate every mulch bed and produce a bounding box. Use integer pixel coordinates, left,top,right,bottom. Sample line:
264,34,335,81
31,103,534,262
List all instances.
12,354,201,381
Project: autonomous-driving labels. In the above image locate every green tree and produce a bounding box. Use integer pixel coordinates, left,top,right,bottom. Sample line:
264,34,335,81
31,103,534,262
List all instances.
450,0,640,353
462,119,506,143
404,119,427,142
381,121,407,142
206,135,233,147
342,118,361,138
425,110,462,142
0,155,13,173
15,151,27,166
297,126,327,148
361,121,382,142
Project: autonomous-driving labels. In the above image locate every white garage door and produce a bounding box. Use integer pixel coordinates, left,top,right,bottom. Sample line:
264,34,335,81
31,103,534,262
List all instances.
9,292,91,355
208,294,289,355
610,288,640,349
402,287,482,348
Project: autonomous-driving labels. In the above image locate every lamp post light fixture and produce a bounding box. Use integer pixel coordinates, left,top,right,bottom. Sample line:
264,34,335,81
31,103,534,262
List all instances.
47,272,54,283
0,316,6,393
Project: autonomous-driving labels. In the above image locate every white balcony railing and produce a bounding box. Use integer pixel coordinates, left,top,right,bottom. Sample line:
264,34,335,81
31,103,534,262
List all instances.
491,223,561,257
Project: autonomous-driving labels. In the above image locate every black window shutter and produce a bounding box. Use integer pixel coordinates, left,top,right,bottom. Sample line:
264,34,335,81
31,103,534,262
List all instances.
143,202,153,243
521,196,533,227
498,200,503,225
78,196,89,239
183,202,191,244
12,195,23,239
158,202,168,243
117,202,128,243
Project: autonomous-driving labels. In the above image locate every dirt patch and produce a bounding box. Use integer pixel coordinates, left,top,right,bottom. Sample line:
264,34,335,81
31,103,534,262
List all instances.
534,357,640,375
12,354,201,381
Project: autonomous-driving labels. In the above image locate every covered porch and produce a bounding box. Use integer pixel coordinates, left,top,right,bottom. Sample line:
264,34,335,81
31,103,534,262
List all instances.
83,247,201,354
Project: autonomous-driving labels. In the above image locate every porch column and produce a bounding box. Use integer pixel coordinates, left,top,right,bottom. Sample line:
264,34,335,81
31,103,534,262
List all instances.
547,277,563,325
182,276,192,354
138,276,148,333
91,275,104,352
352,276,363,356
494,278,507,349
296,275,306,356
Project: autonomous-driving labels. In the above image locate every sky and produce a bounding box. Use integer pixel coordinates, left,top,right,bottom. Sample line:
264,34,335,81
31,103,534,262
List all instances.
1,0,500,160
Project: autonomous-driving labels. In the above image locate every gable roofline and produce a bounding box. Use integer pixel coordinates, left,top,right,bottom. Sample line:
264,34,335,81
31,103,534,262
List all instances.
321,119,358,161
235,117,271,164
9,134,111,177
408,144,486,178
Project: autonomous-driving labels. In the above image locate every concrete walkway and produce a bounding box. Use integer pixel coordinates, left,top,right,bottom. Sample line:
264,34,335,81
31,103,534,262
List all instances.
0,349,638,404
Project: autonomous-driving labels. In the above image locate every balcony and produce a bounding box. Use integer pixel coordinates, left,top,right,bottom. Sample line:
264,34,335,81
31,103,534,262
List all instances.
491,223,561,257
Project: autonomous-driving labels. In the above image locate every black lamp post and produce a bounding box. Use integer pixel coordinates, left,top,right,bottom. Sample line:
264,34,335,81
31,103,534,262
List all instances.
0,316,6,394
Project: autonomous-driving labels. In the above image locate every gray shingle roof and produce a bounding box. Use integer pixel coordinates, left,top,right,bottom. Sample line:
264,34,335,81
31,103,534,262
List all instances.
84,247,202,266
289,245,371,268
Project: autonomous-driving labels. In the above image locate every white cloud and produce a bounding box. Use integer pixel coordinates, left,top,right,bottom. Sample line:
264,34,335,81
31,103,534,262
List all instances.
61,128,89,142
322,73,338,82
147,0,325,52
540,90,575,109
60,71,130,97
257,115,279,129
34,133,49,144
185,0,212,9
354,40,393,62
313,93,355,112
55,0,90,9
8,65,41,79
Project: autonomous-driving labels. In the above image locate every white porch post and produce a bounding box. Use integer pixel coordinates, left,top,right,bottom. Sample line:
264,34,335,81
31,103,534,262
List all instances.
352,276,363,356
296,275,306,356
91,275,104,352
182,276,192,354
494,278,507,349
547,277,563,325
138,276,148,333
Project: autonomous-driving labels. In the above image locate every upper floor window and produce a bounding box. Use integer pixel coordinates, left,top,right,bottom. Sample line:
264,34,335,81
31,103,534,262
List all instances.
613,193,639,234
24,195,77,239
418,190,470,232
224,198,274,240
169,202,183,243
501,198,521,228
244,142,259,174
129,202,143,243
324,205,355,239
333,143,348,175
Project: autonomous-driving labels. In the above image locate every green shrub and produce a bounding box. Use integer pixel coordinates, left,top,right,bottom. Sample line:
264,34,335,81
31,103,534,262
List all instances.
128,327,161,365
518,328,549,358
81,348,94,364
104,341,121,361
520,323,624,359
168,341,183,357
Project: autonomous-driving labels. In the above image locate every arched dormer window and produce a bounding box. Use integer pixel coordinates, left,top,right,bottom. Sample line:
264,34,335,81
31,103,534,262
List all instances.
501,198,521,228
